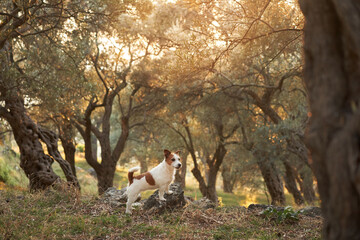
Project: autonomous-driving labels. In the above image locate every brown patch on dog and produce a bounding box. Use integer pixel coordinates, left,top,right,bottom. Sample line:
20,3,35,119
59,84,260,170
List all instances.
129,172,156,186
164,149,178,166
165,153,175,166
164,149,171,158
128,171,135,185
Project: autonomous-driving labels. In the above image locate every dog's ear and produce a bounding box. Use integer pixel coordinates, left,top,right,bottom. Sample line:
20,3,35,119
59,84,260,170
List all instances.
175,150,181,155
164,149,171,158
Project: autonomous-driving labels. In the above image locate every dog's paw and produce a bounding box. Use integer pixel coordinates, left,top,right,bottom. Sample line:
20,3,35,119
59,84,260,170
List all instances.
125,210,132,215
166,190,173,194
159,197,166,201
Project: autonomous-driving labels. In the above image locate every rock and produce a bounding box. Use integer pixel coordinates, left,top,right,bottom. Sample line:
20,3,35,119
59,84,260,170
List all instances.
191,197,217,209
247,204,285,212
16,195,24,200
101,187,140,207
88,168,97,178
184,195,194,203
142,183,186,213
299,206,322,217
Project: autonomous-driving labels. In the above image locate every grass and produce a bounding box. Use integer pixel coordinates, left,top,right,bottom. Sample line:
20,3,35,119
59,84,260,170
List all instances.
0,147,322,239
0,188,322,240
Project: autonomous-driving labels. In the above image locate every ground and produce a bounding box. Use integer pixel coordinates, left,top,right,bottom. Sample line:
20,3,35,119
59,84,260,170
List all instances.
0,188,322,240
0,147,322,239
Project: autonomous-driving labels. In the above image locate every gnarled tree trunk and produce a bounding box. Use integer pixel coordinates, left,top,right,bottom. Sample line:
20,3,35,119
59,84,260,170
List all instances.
300,0,360,238
190,143,227,203
254,149,285,205
283,160,304,205
59,135,77,178
298,166,316,204
257,158,286,205
0,94,79,190
58,120,77,178
221,162,235,193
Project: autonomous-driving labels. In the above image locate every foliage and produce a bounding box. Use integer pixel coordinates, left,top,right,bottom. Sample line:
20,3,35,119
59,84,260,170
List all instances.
76,144,85,153
260,206,300,224
0,147,27,187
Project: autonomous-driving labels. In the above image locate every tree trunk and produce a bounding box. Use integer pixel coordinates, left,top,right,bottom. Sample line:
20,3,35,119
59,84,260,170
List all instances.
180,151,187,188
206,167,219,202
76,87,130,195
1,95,59,190
174,151,188,188
91,133,98,161
283,160,305,205
97,161,116,194
222,175,234,193
300,0,360,238
255,152,285,205
191,167,218,202
59,123,77,178
60,137,76,178
139,157,148,173
221,163,235,193
38,127,80,189
97,136,117,194
298,166,316,204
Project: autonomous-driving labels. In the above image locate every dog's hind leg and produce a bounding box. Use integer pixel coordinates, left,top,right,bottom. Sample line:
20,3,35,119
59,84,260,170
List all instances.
126,192,138,214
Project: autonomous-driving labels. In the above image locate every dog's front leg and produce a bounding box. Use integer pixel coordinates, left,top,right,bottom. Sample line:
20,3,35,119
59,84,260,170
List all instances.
158,187,166,201
165,184,173,194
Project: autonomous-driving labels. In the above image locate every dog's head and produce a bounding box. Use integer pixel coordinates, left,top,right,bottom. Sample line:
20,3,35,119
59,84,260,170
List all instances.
164,149,182,169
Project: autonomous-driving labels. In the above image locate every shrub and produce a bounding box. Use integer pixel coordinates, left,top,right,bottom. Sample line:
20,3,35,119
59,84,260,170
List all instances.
0,158,11,184
260,206,300,224
76,144,85,153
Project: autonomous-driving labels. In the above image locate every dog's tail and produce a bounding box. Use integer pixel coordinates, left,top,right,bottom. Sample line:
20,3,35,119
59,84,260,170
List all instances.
128,166,141,185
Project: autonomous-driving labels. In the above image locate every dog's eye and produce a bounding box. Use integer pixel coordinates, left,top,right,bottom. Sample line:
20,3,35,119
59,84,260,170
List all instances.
171,158,175,161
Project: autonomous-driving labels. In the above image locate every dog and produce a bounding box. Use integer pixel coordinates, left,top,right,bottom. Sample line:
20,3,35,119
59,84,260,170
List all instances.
125,149,182,214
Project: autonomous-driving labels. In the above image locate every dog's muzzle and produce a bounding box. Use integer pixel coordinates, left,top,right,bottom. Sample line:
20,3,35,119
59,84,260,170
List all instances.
175,163,182,169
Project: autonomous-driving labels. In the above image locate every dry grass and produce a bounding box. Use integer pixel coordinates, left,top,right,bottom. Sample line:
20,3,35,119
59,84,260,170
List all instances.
0,188,322,240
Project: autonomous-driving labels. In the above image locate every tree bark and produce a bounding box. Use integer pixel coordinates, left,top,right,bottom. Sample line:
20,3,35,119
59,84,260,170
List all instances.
59,121,77,178
60,136,76,178
180,151,188,188
298,166,316,204
221,163,235,193
254,150,286,205
189,143,226,202
139,156,148,173
300,0,360,238
283,160,305,205
91,133,98,162
242,125,286,206
6,97,59,190
38,127,80,189
0,94,79,190
174,151,188,188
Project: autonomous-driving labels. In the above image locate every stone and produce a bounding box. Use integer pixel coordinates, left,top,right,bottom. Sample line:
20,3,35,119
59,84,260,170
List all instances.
142,183,186,213
299,206,322,217
101,187,140,207
88,168,97,178
191,197,217,209
247,204,285,212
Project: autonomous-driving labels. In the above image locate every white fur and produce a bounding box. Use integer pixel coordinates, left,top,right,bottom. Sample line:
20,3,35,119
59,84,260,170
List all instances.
128,166,141,173
125,152,181,214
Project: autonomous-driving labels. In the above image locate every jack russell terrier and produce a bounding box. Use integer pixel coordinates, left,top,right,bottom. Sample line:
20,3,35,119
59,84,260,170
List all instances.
125,149,182,214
